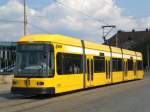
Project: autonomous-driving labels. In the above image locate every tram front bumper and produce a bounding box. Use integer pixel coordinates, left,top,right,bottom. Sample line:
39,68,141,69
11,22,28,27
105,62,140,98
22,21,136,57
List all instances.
11,87,55,95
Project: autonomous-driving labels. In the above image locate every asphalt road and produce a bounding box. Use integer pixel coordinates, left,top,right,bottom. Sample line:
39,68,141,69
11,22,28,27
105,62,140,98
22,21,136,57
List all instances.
0,72,150,112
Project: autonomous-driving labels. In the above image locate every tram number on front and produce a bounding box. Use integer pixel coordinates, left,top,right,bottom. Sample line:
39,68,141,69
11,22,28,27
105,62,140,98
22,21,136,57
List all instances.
56,45,62,49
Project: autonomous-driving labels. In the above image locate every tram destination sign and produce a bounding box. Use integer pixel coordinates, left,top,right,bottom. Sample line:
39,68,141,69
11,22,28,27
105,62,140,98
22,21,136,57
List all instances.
17,44,45,51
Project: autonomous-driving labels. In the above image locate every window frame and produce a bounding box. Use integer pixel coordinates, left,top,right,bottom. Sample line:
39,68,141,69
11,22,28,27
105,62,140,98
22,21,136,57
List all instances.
94,56,105,73
112,58,123,72
56,52,83,75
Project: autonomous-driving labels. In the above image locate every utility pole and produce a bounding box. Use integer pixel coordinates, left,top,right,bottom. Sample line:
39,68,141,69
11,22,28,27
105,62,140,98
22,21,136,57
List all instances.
147,44,150,71
102,25,116,45
24,0,27,35
115,32,118,47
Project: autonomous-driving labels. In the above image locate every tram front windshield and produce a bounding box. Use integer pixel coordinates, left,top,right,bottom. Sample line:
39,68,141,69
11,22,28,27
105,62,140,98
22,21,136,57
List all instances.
16,44,53,77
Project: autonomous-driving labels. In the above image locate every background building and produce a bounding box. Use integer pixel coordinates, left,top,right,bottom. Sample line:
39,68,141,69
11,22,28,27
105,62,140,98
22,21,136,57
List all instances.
0,42,16,74
107,29,150,69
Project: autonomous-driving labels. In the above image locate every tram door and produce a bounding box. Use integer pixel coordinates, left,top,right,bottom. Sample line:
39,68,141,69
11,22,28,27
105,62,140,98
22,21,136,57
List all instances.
106,59,112,84
123,60,128,81
134,61,137,79
86,56,94,87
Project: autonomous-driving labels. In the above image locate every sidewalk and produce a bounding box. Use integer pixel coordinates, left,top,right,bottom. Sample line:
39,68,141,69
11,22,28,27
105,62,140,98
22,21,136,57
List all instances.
0,75,13,90
0,83,11,91
0,75,13,86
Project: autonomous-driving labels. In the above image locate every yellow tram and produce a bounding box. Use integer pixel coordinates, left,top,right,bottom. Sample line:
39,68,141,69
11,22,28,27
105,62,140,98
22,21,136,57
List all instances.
11,34,144,95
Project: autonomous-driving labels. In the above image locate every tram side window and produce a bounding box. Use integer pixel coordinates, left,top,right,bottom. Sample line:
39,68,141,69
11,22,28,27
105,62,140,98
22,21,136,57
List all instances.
94,56,105,73
128,59,133,71
137,61,143,70
57,53,83,75
112,58,122,72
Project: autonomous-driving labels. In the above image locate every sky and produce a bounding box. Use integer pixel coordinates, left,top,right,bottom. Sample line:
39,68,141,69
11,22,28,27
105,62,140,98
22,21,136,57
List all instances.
0,0,150,43
115,0,150,18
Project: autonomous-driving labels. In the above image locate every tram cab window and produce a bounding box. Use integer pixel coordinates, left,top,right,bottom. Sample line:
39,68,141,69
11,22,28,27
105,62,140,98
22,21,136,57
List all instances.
57,53,83,75
112,58,122,72
94,56,105,73
16,43,54,78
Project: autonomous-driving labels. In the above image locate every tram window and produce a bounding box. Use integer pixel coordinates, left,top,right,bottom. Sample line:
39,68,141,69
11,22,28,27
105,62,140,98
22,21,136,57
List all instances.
94,56,105,73
137,61,143,70
118,59,122,71
112,58,117,71
128,59,133,71
87,59,90,81
49,51,55,74
57,53,83,75
112,58,122,72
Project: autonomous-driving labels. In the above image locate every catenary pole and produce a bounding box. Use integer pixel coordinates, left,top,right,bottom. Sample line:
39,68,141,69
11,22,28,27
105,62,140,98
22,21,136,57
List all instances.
147,44,150,71
24,0,27,35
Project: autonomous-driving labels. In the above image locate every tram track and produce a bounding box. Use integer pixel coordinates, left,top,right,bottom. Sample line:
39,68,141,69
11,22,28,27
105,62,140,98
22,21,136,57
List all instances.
0,99,36,109
12,78,150,112
0,74,149,112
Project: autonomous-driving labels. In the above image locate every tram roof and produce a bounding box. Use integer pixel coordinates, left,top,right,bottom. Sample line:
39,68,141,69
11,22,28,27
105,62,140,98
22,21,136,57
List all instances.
19,34,110,51
19,34,142,56
19,34,82,46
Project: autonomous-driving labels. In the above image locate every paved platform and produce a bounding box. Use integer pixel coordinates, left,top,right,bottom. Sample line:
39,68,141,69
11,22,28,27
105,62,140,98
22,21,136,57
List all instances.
0,75,13,85
0,72,149,112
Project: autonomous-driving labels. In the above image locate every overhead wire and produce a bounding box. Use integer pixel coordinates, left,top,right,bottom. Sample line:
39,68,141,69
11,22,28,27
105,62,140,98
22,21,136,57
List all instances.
0,18,23,23
0,17,50,34
21,0,110,33
0,0,125,36
54,0,109,25
27,22,51,34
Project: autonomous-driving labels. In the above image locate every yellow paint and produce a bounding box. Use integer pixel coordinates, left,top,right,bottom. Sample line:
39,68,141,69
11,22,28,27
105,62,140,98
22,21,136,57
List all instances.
137,70,144,79
112,72,123,83
127,71,135,80
93,73,107,86
12,34,144,94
